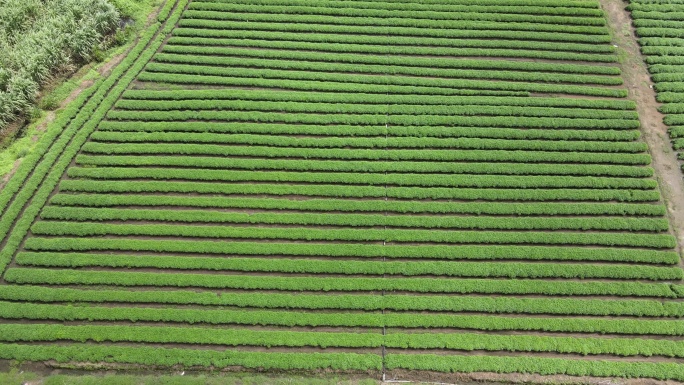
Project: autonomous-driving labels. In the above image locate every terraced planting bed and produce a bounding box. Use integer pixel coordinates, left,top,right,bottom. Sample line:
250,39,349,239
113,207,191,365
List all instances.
1,0,683,381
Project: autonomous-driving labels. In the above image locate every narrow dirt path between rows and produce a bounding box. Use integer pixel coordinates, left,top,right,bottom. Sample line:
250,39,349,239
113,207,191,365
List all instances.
600,0,684,255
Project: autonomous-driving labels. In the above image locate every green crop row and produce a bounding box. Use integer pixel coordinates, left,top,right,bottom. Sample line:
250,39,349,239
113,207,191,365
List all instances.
175,19,612,44
673,141,684,154
189,2,605,21
641,65,684,74
652,79,684,94
163,37,617,64
6,299,684,336
5,268,677,297
636,27,684,39
162,43,619,74
156,0,177,22
632,10,684,22
66,167,659,190
628,2,684,12
39,206,670,232
17,252,681,280
388,313,684,334
85,140,642,162
657,92,684,103
634,20,684,30
193,0,604,16
57,180,662,202
0,300,383,327
181,9,609,32
384,354,684,380
169,28,615,54
0,0,189,275
645,55,684,65
114,98,636,119
88,132,646,152
3,323,683,358
385,331,684,357
650,74,684,85
640,38,684,47
186,2,607,26
134,72,517,97
658,103,684,114
29,221,676,248
631,1,684,5
670,126,684,138
664,114,684,126
74,155,654,178
144,60,626,96
97,121,640,142
643,46,684,57
113,100,636,121
86,133,647,153
0,343,380,370
120,89,634,109
105,109,638,129
0,323,379,349
48,193,668,216
2,285,682,316
23,238,678,263
203,0,602,9
632,17,684,28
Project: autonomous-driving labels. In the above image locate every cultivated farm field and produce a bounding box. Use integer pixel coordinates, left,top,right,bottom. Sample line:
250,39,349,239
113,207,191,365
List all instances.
0,0,683,381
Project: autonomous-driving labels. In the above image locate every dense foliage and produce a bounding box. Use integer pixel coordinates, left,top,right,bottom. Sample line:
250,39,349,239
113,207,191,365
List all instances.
0,0,119,129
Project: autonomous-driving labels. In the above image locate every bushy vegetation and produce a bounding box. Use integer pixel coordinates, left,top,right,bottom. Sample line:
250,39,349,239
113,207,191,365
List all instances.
0,0,120,129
